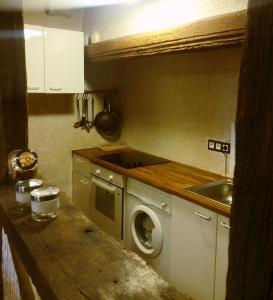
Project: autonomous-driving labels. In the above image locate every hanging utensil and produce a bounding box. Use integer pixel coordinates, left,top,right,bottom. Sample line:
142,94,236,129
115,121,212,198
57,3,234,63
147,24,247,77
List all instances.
85,93,89,126
88,95,95,128
81,93,87,129
73,94,82,128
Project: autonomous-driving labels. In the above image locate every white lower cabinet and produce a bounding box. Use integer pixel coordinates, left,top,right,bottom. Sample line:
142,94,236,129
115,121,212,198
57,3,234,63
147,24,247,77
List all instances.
170,196,217,300
170,196,230,300
72,172,90,218
214,215,230,300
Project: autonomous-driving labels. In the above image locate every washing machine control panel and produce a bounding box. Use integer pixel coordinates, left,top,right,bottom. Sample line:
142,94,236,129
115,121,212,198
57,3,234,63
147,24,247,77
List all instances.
127,178,172,215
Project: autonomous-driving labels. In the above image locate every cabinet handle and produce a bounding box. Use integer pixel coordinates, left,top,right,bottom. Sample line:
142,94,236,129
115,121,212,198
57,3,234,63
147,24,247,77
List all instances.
220,221,230,229
50,87,62,91
195,211,211,221
80,179,89,185
76,158,84,163
28,86,40,91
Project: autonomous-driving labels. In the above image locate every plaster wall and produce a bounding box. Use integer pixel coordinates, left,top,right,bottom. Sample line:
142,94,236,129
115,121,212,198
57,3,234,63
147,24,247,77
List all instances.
24,1,242,196
85,48,241,176
27,95,107,197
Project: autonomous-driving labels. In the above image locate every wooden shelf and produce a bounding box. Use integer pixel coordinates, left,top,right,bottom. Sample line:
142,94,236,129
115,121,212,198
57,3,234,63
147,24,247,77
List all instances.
85,10,246,63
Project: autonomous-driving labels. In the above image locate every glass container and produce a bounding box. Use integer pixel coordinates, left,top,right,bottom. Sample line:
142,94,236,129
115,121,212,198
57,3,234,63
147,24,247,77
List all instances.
15,179,43,210
31,187,60,221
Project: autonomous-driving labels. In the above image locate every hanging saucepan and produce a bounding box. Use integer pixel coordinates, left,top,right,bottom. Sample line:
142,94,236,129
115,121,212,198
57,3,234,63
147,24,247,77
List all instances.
94,96,121,140
95,96,114,131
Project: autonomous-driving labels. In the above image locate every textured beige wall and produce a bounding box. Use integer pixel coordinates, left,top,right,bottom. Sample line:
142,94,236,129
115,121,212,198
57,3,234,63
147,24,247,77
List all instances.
28,94,106,197
26,1,242,198
85,47,241,176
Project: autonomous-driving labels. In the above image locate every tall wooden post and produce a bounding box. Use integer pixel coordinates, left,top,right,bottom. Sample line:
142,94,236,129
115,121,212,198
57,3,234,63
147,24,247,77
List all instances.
0,2,28,184
226,0,273,299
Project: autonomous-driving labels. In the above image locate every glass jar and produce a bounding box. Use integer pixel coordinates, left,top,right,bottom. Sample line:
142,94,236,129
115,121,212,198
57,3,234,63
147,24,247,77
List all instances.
15,179,43,210
31,187,60,221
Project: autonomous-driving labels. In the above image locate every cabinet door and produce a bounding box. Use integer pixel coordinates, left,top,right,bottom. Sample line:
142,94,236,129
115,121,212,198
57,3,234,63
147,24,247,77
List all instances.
73,172,90,218
44,27,84,93
170,196,217,300
24,24,44,93
214,215,230,300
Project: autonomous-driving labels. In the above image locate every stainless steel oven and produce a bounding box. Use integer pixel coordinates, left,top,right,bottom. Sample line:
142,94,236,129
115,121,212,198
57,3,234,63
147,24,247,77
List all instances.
89,162,124,240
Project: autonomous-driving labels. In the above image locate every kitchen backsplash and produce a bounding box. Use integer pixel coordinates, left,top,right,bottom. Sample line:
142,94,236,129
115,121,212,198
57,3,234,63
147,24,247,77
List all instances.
85,47,241,177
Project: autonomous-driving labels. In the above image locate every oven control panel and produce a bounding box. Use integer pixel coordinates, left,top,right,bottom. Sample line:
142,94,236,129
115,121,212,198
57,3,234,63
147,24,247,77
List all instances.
90,162,124,188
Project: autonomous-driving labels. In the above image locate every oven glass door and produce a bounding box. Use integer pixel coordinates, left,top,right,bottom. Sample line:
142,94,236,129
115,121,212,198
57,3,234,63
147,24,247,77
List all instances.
90,176,123,240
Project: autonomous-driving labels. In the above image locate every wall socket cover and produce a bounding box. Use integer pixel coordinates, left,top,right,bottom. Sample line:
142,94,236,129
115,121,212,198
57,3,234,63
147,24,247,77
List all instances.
208,139,230,154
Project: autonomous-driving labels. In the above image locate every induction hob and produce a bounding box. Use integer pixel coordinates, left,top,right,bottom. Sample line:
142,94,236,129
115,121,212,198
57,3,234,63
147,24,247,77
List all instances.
100,150,169,169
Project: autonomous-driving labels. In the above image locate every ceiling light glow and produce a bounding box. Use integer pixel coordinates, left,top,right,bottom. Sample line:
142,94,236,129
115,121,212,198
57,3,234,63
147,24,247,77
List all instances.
134,0,200,33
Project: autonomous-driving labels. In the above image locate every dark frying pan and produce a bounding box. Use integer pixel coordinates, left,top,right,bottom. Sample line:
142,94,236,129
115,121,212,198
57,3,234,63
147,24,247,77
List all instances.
95,96,115,132
95,96,121,138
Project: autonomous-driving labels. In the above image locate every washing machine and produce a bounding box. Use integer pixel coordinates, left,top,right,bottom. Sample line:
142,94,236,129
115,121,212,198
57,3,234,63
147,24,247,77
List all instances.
124,178,172,281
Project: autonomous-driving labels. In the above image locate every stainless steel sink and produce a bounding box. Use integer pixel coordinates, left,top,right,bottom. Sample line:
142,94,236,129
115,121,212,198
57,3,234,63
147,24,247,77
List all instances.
185,179,233,206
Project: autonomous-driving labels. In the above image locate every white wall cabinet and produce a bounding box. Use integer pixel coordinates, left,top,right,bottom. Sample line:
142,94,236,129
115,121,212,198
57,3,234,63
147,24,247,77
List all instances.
214,215,230,300
24,24,45,93
72,154,90,218
24,24,84,94
170,196,217,300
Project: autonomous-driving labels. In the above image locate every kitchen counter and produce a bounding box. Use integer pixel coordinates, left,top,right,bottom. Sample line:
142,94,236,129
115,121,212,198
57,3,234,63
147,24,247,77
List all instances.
0,185,188,300
73,148,231,216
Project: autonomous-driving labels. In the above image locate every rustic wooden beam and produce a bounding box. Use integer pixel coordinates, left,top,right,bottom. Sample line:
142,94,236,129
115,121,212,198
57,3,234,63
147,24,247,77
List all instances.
0,3,28,184
226,1,273,299
85,10,246,63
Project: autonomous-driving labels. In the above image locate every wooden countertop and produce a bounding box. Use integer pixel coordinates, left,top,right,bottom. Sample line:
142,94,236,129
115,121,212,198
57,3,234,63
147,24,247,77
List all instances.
73,148,231,217
0,186,188,300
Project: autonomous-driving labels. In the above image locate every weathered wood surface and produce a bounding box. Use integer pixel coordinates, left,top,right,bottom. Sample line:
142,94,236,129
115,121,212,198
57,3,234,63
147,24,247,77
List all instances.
85,10,246,63
73,148,230,216
0,225,3,299
0,3,28,184
8,235,36,300
226,0,273,299
0,186,188,300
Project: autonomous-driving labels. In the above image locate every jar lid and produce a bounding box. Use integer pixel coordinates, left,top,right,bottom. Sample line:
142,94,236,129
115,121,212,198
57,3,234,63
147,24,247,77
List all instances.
31,187,60,202
15,149,38,170
15,179,43,192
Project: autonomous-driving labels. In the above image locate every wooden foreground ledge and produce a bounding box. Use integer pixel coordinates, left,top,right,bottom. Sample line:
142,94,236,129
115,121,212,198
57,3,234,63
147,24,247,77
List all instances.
0,186,189,300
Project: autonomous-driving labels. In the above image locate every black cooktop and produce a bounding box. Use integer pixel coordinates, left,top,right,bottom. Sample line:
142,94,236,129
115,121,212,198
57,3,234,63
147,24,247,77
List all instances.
100,150,169,169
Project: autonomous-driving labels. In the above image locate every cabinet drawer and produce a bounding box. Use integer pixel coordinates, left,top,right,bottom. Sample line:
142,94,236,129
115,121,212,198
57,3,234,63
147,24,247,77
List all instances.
73,154,90,177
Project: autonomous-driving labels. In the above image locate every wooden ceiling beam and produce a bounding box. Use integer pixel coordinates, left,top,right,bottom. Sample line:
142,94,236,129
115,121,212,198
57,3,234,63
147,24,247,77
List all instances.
85,10,246,63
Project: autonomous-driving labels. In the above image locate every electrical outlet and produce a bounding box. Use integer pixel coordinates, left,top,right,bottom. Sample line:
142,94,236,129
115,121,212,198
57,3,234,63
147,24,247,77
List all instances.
222,142,230,154
215,142,222,151
208,139,230,154
208,140,215,150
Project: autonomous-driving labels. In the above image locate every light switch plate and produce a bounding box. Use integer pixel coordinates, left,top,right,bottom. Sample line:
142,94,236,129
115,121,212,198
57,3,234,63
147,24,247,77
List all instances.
208,139,230,154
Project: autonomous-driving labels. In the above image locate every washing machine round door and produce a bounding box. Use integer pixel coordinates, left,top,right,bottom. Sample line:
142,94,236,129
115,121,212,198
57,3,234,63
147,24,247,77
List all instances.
131,204,163,258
